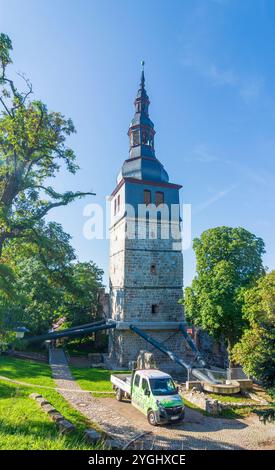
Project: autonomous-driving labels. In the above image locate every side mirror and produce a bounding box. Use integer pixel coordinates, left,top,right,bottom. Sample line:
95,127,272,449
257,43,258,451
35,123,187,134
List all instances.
176,386,179,392
145,389,150,396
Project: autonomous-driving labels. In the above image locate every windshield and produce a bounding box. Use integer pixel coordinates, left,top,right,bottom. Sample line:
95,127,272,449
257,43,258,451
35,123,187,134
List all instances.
149,378,177,396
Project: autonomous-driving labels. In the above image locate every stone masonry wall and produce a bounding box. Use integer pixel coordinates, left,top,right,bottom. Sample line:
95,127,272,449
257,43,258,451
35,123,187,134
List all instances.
109,215,185,371
109,217,183,322
109,328,192,376
123,287,183,322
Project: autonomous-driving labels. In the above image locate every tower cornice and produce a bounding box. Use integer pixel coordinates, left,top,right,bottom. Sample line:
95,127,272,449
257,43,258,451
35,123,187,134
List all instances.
110,177,182,199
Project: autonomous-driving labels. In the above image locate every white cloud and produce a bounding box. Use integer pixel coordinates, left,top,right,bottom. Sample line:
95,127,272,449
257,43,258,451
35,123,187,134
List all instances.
184,144,219,163
205,63,237,86
193,184,238,215
184,141,274,189
181,50,263,102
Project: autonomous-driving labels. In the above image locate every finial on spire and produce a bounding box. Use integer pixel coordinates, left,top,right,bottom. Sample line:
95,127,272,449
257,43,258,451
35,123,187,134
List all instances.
140,60,145,89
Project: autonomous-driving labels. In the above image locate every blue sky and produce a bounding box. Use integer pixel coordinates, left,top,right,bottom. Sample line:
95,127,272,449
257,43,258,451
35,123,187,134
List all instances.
1,0,274,287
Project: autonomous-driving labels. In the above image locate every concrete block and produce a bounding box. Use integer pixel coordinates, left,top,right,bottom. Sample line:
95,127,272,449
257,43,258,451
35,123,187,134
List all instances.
104,438,122,450
41,403,56,414
185,381,202,391
89,362,105,368
50,412,64,422
88,353,102,364
85,429,102,444
35,396,49,406
29,393,42,400
58,419,75,434
237,379,253,390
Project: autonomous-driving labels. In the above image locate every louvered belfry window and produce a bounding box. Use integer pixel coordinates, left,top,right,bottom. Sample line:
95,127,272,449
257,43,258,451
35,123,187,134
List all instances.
155,191,164,206
144,189,151,206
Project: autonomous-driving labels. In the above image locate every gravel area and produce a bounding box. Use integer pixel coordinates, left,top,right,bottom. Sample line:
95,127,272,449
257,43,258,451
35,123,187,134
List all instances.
49,349,275,450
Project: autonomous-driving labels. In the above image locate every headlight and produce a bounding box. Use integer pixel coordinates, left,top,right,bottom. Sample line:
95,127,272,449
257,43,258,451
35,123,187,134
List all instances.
156,400,166,411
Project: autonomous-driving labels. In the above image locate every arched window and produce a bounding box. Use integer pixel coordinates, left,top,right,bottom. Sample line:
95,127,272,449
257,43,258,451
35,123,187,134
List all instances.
132,130,140,146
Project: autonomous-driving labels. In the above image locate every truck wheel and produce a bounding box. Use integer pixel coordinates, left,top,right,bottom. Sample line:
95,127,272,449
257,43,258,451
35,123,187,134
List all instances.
147,410,158,426
116,388,123,401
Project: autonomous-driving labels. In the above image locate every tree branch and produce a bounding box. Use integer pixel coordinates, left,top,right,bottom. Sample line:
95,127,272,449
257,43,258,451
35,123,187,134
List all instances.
0,96,12,117
33,191,96,220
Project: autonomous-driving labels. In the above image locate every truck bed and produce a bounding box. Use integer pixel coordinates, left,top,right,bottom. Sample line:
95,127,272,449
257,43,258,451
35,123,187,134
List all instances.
111,373,132,395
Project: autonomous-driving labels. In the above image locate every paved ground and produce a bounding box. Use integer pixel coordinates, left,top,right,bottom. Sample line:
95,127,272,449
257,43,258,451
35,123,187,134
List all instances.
49,349,275,450
100,397,275,450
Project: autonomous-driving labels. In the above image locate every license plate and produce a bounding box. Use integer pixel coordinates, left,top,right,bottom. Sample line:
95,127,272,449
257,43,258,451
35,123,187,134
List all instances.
171,416,179,420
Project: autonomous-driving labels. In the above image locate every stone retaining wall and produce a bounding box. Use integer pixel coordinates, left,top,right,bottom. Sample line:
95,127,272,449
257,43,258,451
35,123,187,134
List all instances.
29,393,76,433
29,392,119,447
181,387,269,415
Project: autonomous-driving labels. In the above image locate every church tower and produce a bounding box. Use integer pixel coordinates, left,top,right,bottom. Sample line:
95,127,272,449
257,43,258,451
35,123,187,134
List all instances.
108,64,185,371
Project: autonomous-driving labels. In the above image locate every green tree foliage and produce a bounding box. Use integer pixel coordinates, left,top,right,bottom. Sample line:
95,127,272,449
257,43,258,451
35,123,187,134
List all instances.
0,33,98,340
0,225,103,336
62,261,104,328
183,227,265,362
232,271,275,386
0,33,94,262
0,263,15,297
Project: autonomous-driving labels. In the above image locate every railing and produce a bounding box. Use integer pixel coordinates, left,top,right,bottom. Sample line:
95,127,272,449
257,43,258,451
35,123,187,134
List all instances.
188,367,248,383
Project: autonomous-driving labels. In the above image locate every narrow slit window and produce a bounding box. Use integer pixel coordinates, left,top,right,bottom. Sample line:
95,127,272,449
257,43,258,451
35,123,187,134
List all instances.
151,304,159,314
114,198,117,215
150,264,156,274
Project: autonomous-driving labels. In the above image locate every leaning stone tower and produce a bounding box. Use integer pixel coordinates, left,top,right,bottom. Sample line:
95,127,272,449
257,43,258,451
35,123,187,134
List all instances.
108,65,186,372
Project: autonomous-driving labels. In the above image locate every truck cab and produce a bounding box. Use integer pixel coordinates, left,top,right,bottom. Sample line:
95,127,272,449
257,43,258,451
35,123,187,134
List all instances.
131,369,184,425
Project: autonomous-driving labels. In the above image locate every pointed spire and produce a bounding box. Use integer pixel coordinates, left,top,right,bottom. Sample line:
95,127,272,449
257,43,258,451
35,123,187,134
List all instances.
140,60,145,90
119,63,169,183
136,59,149,111
127,62,156,159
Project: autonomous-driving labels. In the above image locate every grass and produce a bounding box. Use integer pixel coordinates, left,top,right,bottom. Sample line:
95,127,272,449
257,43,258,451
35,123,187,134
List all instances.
70,366,127,397
0,356,102,450
208,393,255,404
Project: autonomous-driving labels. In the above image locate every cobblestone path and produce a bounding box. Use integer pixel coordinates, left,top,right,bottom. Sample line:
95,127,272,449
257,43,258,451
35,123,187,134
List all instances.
49,349,275,450
49,348,143,447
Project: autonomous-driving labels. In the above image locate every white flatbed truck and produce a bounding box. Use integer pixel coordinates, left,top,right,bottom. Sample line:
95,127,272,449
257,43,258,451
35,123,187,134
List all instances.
111,369,185,426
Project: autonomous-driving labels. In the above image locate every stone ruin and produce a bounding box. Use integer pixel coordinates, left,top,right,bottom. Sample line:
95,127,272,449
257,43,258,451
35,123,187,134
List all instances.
136,350,157,370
